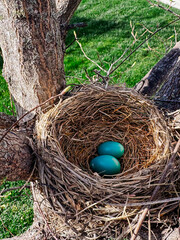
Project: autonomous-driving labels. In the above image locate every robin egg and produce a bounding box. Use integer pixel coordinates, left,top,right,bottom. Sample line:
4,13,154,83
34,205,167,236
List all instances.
98,141,124,158
90,155,121,176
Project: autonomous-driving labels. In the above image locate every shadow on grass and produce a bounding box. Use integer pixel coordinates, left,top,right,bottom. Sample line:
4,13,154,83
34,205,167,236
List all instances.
66,16,127,45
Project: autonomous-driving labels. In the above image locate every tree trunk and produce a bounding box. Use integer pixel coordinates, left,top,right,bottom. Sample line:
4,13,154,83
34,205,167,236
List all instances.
0,0,67,119
0,0,82,180
0,1,82,239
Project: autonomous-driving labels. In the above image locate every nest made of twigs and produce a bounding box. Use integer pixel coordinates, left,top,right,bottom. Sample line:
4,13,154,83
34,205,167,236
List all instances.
35,85,177,239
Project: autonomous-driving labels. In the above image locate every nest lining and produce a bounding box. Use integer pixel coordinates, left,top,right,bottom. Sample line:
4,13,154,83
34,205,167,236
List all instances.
35,85,175,238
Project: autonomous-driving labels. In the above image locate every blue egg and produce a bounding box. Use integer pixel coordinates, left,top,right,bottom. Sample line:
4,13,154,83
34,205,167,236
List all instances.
98,141,124,158
90,155,121,176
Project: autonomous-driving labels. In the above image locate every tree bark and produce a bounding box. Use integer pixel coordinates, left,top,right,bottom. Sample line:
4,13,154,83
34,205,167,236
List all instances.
134,41,180,111
0,113,16,129
0,0,83,181
0,113,35,181
0,129,35,181
56,0,82,24
0,0,83,179
0,0,66,119
0,1,82,239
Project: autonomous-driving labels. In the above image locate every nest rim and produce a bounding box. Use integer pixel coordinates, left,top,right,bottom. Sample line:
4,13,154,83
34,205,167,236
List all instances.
35,85,176,238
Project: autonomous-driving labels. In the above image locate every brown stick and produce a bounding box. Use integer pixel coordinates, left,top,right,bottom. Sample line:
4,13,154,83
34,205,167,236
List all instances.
130,138,180,240
0,86,72,144
109,17,180,76
0,186,30,195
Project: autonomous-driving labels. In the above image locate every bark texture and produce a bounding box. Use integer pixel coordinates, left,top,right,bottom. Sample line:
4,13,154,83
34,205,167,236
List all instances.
0,0,83,180
0,129,34,181
0,113,35,181
0,0,66,119
56,0,82,25
134,41,180,111
0,1,82,239
0,112,16,129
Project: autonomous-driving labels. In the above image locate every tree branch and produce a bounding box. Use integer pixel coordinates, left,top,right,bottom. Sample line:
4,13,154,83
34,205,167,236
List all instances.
134,41,180,111
57,0,82,24
0,113,35,181
0,185,30,195
0,128,35,181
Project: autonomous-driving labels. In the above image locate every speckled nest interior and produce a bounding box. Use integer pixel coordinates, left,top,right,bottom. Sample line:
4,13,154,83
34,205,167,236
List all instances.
35,85,176,239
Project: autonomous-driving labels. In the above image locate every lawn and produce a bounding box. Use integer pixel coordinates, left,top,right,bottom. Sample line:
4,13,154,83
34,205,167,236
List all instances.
65,0,180,87
0,0,180,238
0,182,33,239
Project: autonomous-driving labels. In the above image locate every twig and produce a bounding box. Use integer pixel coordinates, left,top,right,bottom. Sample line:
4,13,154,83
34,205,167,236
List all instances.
107,45,131,76
130,21,138,43
73,17,180,88
74,31,107,73
151,138,180,200
107,25,150,76
94,69,109,86
147,0,180,18
0,215,14,237
66,39,76,49
0,86,72,144
85,69,93,83
0,186,30,195
148,211,151,240
143,223,158,240
112,196,180,207
97,52,105,69
130,138,180,240
109,17,180,75
131,208,149,240
75,194,115,217
154,98,180,103
139,23,153,34
108,0,180,75
174,27,177,44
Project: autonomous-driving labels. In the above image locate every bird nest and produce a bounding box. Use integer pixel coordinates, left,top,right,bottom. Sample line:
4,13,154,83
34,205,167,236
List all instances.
35,85,175,239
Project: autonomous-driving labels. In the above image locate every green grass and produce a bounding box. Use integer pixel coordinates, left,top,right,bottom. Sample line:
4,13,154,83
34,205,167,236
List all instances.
0,55,15,115
0,181,33,238
0,0,180,238
65,0,180,87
